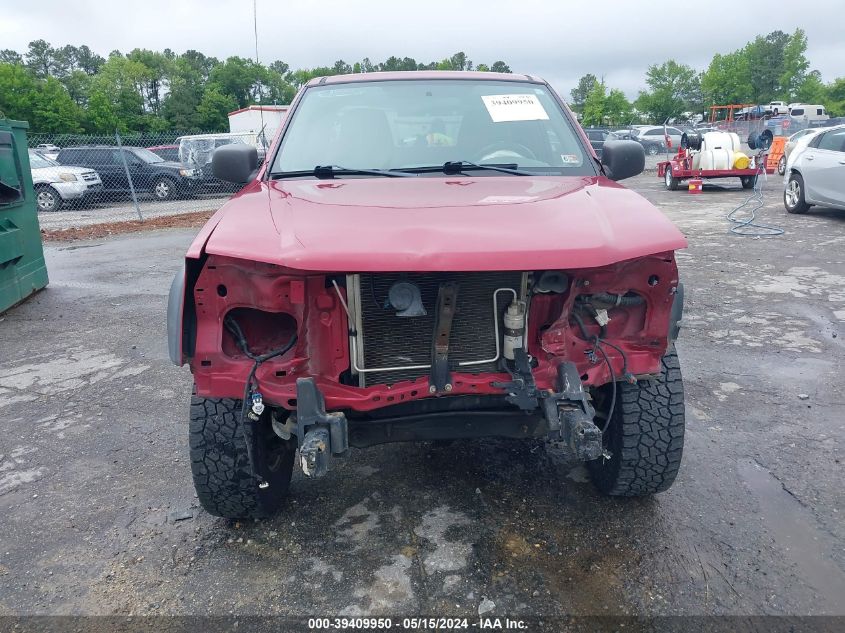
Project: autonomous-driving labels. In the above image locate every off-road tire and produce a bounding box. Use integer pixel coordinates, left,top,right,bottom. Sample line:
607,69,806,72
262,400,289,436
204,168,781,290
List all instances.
189,394,296,519
587,346,685,496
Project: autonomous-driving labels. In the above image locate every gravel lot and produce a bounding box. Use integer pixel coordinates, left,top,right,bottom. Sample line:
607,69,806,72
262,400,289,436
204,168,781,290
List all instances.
2,171,844,621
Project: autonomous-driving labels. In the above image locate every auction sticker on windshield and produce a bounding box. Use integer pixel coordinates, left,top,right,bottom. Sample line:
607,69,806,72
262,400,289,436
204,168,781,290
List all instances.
481,94,549,122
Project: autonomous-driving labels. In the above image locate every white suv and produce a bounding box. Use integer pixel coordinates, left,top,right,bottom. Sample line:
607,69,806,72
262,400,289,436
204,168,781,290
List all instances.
29,150,103,212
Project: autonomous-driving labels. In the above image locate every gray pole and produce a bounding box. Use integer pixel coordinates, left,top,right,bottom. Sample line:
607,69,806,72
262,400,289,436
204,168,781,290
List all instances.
115,130,143,221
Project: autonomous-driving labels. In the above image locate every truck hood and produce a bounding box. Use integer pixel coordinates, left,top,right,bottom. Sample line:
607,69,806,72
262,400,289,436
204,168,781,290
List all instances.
199,176,686,271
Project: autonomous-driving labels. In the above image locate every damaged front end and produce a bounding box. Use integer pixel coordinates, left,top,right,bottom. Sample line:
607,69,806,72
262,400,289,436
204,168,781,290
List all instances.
169,251,683,476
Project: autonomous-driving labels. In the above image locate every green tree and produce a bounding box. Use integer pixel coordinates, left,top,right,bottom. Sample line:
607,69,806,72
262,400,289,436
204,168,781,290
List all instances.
196,85,238,131
582,81,606,126
25,39,55,78
636,60,700,121
701,51,752,105
490,61,511,73
796,71,827,105
826,77,845,116
1,49,22,65
570,74,598,112
604,88,633,125
0,63,83,132
744,30,790,102
779,28,810,100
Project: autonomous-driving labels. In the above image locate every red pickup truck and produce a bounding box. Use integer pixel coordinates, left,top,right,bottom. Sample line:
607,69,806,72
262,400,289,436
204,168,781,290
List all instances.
168,71,687,519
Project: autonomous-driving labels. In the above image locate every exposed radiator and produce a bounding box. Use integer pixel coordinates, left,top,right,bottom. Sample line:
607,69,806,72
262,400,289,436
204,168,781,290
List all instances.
353,272,523,386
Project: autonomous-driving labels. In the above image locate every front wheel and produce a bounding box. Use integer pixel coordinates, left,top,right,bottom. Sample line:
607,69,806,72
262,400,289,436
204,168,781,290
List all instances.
784,173,810,214
151,177,176,201
35,185,62,212
587,347,685,496
189,393,296,519
646,143,660,156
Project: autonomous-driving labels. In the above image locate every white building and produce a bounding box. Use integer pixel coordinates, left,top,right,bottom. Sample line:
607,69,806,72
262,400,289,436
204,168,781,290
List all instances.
227,105,290,144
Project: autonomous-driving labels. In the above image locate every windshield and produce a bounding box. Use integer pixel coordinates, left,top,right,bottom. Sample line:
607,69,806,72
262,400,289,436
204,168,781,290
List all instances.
130,147,165,163
271,79,593,176
28,152,58,169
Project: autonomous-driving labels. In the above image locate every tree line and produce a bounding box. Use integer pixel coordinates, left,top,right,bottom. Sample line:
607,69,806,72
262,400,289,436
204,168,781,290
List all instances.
2,31,844,134
571,28,844,126
0,43,512,134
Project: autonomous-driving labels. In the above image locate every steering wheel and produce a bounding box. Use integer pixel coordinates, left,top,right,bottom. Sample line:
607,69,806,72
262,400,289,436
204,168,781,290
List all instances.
475,141,537,162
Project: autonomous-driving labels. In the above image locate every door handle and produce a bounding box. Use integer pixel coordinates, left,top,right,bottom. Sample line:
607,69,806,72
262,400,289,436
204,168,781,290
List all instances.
806,155,814,160
839,160,845,165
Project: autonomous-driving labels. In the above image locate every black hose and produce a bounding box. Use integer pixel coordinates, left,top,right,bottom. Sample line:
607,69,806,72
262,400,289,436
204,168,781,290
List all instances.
584,292,644,307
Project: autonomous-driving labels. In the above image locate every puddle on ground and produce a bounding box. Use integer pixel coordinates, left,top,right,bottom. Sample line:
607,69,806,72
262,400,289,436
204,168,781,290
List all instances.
739,460,845,614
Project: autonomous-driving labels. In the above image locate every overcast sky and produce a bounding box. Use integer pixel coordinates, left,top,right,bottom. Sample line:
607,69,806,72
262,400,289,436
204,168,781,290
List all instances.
2,0,843,99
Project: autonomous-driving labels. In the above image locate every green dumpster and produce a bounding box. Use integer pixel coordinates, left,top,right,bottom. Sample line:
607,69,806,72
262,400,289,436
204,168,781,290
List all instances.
0,118,48,313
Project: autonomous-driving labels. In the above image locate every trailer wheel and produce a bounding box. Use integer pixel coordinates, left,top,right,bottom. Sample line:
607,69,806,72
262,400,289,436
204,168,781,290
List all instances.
741,175,757,189
664,165,680,191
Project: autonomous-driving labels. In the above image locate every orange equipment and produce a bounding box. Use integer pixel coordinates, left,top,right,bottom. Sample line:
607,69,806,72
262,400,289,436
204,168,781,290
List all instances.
766,136,787,174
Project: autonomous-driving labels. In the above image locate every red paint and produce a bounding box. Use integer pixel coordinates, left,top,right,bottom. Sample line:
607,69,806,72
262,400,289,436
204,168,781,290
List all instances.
179,71,688,414
197,176,686,272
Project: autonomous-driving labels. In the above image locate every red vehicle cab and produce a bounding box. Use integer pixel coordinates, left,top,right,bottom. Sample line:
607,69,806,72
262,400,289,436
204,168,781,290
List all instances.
168,71,688,519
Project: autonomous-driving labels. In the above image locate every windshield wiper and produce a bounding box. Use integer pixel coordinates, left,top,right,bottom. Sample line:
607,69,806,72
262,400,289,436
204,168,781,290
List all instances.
398,161,536,176
270,165,416,179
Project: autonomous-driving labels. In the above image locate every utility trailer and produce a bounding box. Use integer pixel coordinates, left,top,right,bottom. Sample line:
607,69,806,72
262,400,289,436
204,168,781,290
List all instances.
657,148,765,191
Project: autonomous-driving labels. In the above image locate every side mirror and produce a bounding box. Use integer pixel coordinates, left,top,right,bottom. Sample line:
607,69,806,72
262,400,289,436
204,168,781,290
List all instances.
212,144,258,184
601,140,645,181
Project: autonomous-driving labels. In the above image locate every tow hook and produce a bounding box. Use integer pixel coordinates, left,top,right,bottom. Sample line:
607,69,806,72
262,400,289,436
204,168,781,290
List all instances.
292,378,349,478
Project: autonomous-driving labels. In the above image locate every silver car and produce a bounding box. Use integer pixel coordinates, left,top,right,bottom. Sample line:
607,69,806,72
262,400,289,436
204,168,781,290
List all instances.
783,124,845,214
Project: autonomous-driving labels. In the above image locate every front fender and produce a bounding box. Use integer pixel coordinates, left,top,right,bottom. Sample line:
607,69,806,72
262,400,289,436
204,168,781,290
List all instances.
167,263,186,365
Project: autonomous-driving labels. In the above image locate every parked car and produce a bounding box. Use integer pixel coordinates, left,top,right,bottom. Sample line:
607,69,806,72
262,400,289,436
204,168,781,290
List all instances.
631,126,683,155
168,71,688,520
777,127,827,175
35,143,61,159
783,124,845,214
610,128,633,140
147,144,180,162
56,145,200,201
583,128,617,158
28,150,102,212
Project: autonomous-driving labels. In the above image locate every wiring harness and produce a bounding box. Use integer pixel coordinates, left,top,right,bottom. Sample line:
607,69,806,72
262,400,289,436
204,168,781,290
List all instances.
223,315,298,486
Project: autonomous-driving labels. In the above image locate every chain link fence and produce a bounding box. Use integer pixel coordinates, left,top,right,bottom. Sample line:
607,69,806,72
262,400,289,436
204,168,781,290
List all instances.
26,130,268,231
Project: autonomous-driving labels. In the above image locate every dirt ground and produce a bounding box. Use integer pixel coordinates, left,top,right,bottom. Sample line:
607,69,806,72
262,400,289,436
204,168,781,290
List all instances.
1,172,844,623
41,210,215,242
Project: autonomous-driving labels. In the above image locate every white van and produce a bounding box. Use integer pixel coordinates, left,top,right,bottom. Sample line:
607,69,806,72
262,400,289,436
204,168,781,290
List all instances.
789,105,829,125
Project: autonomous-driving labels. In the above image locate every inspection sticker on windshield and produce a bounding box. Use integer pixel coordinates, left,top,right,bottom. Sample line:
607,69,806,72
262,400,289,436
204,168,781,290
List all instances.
482,94,549,122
